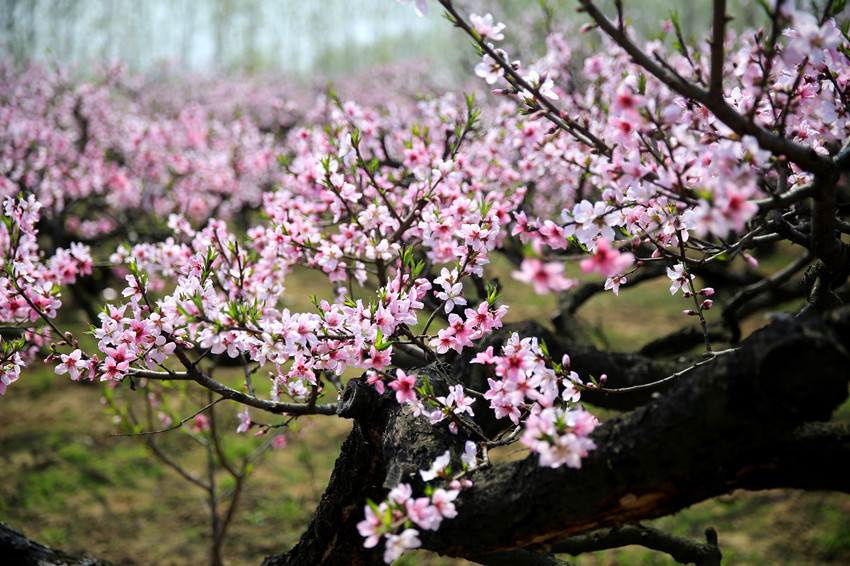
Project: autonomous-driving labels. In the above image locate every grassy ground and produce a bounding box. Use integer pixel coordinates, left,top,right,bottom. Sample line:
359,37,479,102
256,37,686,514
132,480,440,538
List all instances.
2,252,849,565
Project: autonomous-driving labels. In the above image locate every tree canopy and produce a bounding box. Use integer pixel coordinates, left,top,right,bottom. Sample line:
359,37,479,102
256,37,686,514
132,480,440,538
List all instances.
2,1,850,564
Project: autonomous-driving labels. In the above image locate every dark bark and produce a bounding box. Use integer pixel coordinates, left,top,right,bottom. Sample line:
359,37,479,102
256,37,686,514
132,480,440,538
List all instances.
264,307,850,564
262,381,389,566
416,308,850,557
6,310,850,565
263,363,474,566
0,522,118,566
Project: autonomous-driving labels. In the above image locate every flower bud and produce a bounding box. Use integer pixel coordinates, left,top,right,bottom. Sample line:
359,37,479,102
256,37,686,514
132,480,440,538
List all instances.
683,309,697,316
698,287,715,296
701,299,713,310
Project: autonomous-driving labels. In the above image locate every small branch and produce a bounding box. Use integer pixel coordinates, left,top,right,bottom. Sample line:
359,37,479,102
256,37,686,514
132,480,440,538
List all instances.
591,348,736,397
722,250,813,325
144,435,209,491
238,352,256,397
549,524,721,566
755,180,815,211
577,0,834,176
170,347,338,416
110,397,227,437
709,0,727,98
438,0,611,156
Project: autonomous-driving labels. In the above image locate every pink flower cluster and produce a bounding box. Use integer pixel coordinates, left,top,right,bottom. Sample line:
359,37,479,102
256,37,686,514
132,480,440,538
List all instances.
0,63,284,237
522,407,597,469
358,443,477,563
3,1,849,556
462,5,850,290
1,195,93,392
473,334,595,466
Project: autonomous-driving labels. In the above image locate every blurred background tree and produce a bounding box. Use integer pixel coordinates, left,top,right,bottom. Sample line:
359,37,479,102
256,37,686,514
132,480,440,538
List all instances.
0,0,771,80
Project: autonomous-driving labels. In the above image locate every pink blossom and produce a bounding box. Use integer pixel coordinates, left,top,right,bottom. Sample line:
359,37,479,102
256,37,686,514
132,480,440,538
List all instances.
388,369,418,405
430,488,459,519
580,239,634,278
357,504,384,549
54,349,86,381
383,528,421,563
435,280,467,313
420,450,451,482
521,70,559,102
461,441,478,469
405,497,441,530
666,264,694,295
365,371,386,394
475,50,507,85
604,275,627,296
236,408,252,433
512,258,575,295
470,346,496,367
191,414,210,433
470,13,505,41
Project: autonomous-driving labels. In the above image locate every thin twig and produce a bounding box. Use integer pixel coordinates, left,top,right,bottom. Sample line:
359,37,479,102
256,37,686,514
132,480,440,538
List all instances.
110,397,227,437
709,0,728,98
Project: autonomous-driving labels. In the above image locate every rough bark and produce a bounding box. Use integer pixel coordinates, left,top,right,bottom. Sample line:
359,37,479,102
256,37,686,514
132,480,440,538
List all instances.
0,522,118,566
5,309,850,565
265,307,849,563
417,308,850,557
262,380,389,566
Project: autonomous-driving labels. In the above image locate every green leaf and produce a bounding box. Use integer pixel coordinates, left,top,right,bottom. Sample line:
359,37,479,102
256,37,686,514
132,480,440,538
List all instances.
411,260,425,280
419,374,434,397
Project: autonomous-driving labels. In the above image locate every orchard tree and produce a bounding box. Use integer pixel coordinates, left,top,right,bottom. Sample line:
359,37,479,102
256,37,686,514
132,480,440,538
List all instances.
2,0,850,565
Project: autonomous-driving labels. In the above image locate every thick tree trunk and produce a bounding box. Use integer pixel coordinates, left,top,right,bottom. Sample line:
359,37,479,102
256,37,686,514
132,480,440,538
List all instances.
262,381,390,566
420,307,850,557
270,307,850,563
6,309,849,565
